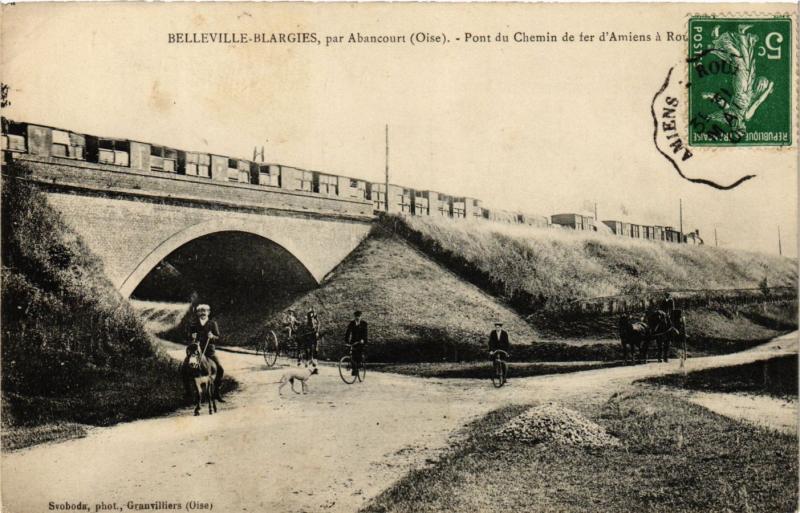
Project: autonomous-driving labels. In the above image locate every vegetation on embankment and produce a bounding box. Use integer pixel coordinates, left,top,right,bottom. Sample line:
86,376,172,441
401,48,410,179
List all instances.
0,168,232,451
242,227,542,362
642,354,798,398
362,389,798,513
372,360,623,379
387,214,797,312
235,218,795,364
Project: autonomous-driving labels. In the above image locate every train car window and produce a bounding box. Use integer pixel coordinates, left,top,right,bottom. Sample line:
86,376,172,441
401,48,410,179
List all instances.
52,130,70,146
51,144,68,157
318,174,338,195
226,161,240,182
297,170,314,192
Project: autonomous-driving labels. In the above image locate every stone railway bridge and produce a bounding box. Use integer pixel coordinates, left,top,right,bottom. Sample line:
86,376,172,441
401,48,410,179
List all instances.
4,154,374,298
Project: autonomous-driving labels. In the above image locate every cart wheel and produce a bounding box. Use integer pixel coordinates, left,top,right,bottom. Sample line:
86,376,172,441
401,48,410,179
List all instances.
262,330,278,367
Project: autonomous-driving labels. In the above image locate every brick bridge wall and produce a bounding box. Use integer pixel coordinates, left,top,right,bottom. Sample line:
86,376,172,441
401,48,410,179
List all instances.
46,192,372,297
6,155,374,297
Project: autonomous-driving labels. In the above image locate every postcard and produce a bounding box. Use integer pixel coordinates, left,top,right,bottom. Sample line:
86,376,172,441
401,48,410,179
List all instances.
1,3,797,513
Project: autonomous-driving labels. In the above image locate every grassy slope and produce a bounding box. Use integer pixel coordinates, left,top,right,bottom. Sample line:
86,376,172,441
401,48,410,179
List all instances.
642,354,798,398
386,215,797,351
1,166,234,450
363,389,798,513
393,214,797,310
245,228,542,363
228,221,794,364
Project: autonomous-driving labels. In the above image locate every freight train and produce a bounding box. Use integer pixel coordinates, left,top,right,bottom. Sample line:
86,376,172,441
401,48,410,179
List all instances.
1,119,701,244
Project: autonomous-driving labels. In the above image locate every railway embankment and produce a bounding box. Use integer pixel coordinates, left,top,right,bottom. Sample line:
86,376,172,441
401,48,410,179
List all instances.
226,214,796,365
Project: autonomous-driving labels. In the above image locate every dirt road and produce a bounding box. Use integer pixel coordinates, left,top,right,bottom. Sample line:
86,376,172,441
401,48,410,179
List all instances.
2,332,796,513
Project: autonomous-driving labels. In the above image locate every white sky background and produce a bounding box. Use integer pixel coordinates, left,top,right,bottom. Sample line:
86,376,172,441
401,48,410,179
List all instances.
2,3,797,257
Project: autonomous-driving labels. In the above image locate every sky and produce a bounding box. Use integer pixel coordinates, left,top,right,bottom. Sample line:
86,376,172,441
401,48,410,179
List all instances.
2,2,797,256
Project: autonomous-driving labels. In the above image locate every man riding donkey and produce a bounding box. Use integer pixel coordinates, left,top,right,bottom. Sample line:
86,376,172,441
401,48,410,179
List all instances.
182,304,226,404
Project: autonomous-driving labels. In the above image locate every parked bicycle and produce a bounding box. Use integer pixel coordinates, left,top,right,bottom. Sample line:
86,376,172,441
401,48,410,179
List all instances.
338,343,366,384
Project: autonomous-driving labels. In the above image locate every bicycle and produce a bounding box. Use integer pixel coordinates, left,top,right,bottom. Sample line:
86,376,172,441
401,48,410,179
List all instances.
490,350,509,388
338,343,366,384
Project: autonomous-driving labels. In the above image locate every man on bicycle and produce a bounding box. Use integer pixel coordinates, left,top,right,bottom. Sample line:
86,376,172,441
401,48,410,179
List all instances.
344,310,368,377
488,321,510,367
182,304,226,403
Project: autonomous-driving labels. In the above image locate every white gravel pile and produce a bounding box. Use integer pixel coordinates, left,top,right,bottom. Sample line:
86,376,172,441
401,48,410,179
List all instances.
497,403,621,449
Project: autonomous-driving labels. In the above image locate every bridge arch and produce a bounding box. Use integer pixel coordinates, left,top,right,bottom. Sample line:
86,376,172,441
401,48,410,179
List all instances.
118,218,320,298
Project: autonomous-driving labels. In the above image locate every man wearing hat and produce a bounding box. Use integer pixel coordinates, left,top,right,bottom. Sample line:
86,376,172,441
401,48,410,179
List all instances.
304,307,321,367
182,304,226,402
344,310,368,377
488,321,510,361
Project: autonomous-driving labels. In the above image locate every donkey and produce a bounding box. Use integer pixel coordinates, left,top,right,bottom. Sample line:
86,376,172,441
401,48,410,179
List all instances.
187,343,217,416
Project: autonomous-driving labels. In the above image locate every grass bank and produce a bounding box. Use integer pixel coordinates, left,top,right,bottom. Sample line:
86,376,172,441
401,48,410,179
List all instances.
363,388,798,513
1,166,235,451
641,354,798,399
243,227,541,363
373,360,622,379
235,218,795,363
389,214,797,312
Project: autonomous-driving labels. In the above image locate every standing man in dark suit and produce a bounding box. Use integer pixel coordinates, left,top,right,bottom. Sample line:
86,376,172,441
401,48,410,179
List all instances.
344,310,368,377
488,321,510,360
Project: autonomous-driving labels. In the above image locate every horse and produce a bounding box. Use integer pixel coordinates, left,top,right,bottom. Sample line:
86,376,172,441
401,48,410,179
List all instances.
618,314,649,364
187,343,217,416
644,309,679,362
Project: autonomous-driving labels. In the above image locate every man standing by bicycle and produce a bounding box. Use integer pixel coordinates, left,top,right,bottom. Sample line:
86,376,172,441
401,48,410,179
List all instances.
182,304,226,403
304,307,321,367
344,310,367,377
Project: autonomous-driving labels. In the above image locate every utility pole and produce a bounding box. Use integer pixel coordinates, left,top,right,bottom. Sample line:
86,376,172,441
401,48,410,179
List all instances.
714,227,718,247
594,202,598,223
778,225,782,256
385,124,390,213
253,145,265,163
679,199,684,241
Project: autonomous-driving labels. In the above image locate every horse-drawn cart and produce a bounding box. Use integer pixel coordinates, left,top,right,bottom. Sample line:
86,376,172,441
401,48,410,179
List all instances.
258,327,319,367
618,308,685,364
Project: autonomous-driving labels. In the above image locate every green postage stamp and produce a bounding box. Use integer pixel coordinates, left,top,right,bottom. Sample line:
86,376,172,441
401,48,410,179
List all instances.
688,17,792,147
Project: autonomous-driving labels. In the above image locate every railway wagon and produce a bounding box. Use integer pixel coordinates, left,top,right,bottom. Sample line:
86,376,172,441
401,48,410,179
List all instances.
2,119,701,243
1,120,373,202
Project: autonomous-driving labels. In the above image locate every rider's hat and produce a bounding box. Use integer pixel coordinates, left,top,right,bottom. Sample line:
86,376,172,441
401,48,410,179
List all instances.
196,304,211,313
494,321,503,327
354,310,362,317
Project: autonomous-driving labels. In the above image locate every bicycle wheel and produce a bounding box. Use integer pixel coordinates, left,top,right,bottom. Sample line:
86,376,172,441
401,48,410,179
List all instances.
262,330,278,367
491,360,505,388
357,359,366,382
339,356,357,384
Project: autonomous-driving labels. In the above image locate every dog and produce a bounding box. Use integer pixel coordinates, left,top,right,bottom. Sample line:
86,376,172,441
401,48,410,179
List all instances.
278,366,319,395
